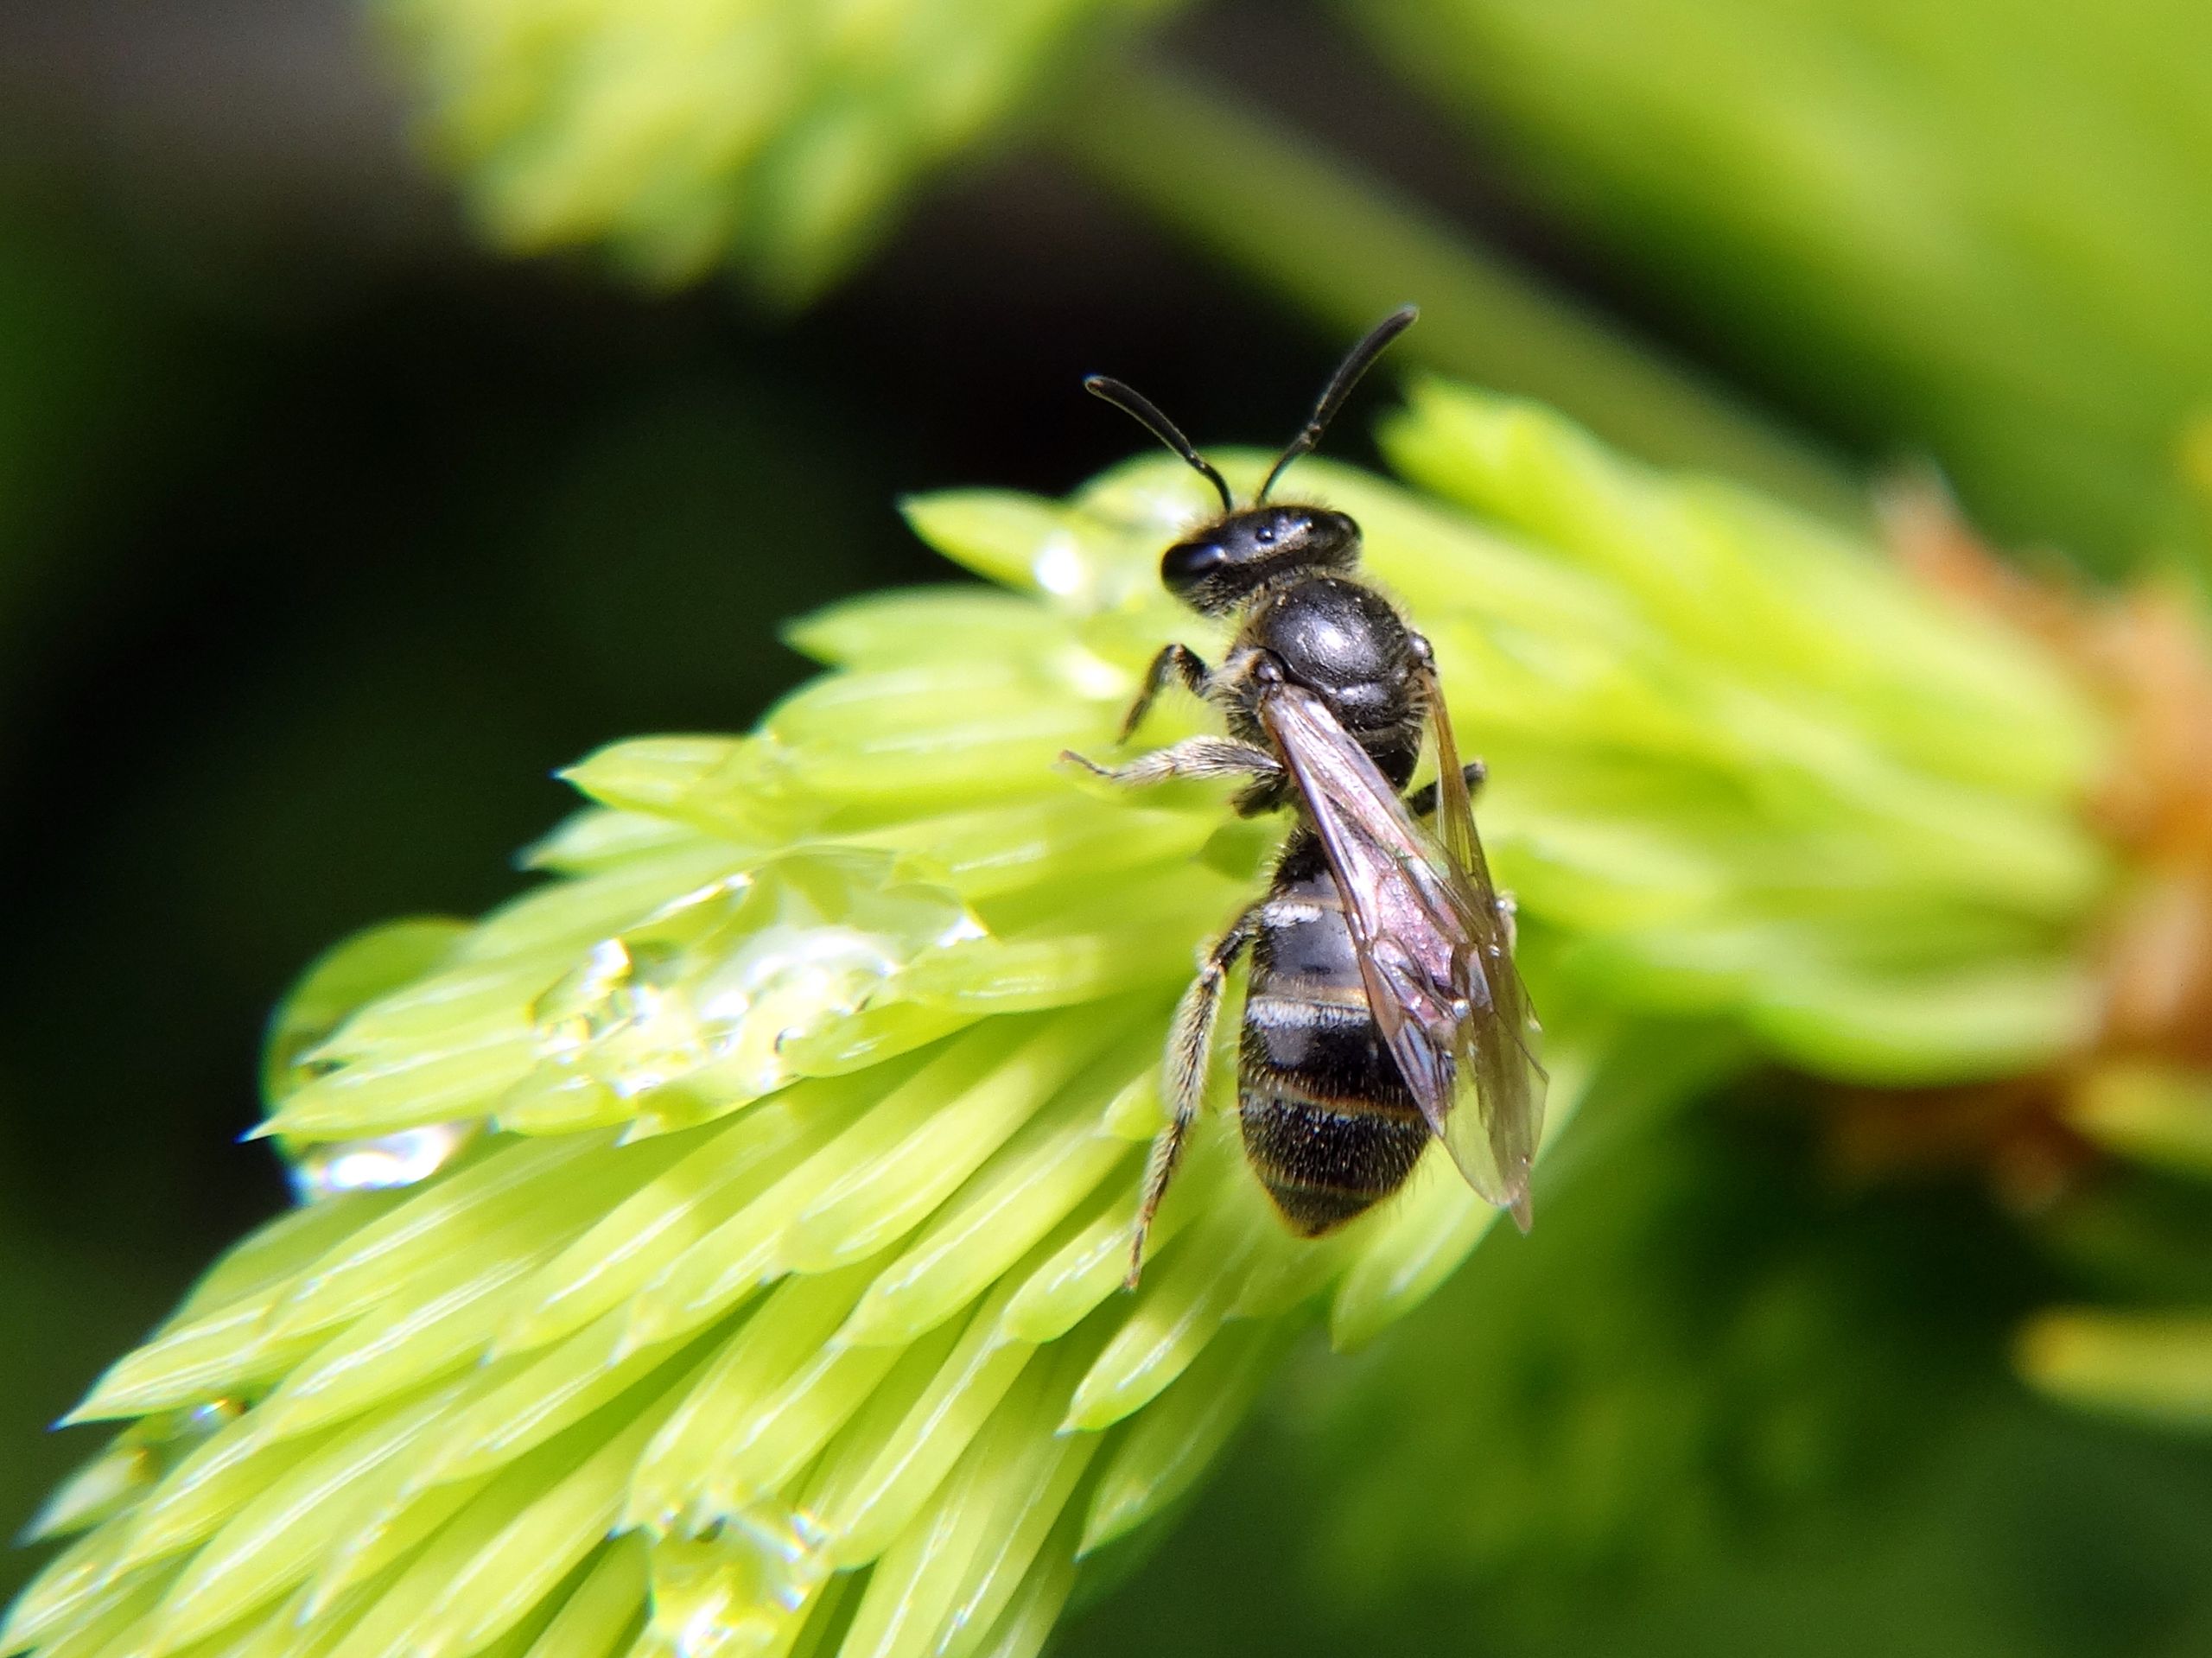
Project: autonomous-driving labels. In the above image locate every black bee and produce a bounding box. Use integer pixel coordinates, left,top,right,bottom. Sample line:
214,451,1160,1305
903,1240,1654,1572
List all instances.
1066,308,1547,1286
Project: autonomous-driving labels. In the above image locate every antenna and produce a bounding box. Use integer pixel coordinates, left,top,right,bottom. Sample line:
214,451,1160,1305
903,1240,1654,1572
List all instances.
1258,305,1418,502
1084,375,1236,513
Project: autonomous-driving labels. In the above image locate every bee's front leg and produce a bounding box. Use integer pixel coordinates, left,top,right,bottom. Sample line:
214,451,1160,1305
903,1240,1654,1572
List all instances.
1062,738,1281,790
1117,643,1213,742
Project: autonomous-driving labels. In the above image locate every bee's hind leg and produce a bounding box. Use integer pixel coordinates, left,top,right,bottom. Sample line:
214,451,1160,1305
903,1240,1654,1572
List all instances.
1407,761,1519,946
1403,759,1486,816
1129,904,1260,1288
1063,738,1281,791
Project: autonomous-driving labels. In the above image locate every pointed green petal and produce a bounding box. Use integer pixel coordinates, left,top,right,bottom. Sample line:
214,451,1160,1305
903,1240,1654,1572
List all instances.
701,1335,906,1515
158,1197,402,1338
264,921,469,1104
784,588,1057,670
1061,1201,1265,1433
522,810,701,878
1327,1158,1495,1355
558,740,751,825
301,1471,493,1623
143,1381,474,1655
1077,1322,1279,1556
957,1509,1077,1658
493,1087,851,1357
112,1417,333,1573
264,1133,617,1344
409,1311,686,1487
2,1530,138,1655
840,1321,1109,1658
848,799,1213,905
620,1034,1025,1349
66,1313,326,1428
803,1298,1036,1569
995,1150,1224,1348
21,1434,155,1546
780,1010,1136,1274
837,1089,1138,1349
518,1536,645,1658
626,1262,878,1532
462,841,758,966
251,1254,546,1441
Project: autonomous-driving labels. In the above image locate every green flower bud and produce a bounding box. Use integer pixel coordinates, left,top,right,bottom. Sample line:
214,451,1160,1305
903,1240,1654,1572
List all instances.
381,0,1183,299
5,384,2113,1658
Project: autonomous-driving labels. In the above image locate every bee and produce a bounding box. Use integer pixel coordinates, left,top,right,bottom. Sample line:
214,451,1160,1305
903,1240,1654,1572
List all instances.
1066,307,1547,1286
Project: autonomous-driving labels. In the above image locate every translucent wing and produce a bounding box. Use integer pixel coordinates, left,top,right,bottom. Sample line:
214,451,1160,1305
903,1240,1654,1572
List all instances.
1417,664,1546,1225
1257,677,1547,1226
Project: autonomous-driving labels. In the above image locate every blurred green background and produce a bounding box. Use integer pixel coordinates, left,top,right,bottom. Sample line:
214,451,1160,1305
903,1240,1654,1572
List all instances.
7,2,2212,1653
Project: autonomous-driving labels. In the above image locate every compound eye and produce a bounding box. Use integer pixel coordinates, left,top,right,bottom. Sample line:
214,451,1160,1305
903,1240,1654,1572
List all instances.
1161,538,1226,591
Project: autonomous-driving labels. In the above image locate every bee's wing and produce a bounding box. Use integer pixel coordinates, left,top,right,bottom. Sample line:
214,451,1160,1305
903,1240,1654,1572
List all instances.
1419,665,1546,1227
1257,678,1546,1225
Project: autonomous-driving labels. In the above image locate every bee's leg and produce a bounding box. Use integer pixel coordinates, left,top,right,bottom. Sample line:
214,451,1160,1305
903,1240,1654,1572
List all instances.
1118,644,1212,743
1063,738,1281,791
1403,759,1486,816
1405,762,1516,941
1129,905,1260,1288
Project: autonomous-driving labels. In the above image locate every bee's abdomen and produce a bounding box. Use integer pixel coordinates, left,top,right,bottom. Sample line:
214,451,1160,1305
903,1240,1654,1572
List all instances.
1238,882,1429,1236
1236,1084,1429,1235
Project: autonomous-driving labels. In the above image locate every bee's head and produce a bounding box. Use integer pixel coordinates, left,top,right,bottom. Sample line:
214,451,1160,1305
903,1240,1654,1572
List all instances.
1082,304,1417,612
1160,504,1361,614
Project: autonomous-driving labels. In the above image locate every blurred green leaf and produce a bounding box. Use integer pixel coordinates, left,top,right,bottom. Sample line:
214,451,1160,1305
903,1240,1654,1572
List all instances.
2021,1307,2212,1430
1299,1098,2034,1629
382,0,1185,301
1344,0,2212,576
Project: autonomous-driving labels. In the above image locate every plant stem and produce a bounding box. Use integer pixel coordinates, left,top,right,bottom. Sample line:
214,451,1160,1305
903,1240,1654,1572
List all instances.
1049,55,1866,527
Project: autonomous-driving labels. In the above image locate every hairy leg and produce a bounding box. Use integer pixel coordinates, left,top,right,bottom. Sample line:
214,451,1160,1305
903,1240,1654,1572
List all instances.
1063,737,1282,790
1118,643,1212,742
1129,906,1260,1287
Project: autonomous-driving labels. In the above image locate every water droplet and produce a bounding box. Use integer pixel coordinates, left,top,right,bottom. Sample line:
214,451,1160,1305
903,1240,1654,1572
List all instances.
533,937,639,1059
650,1513,831,1658
284,1121,480,1202
526,852,987,1119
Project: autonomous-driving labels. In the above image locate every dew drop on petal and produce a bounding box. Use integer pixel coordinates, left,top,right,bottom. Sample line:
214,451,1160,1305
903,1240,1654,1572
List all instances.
283,1121,481,1203
650,1511,833,1658
526,852,986,1120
